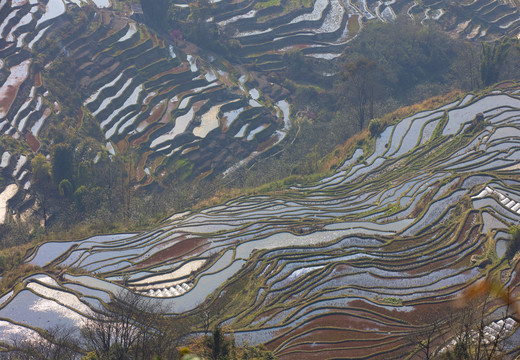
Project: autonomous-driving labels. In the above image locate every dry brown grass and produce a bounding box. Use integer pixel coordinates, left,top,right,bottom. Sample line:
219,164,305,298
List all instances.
320,128,369,172
380,90,464,126
0,263,41,293
320,90,464,173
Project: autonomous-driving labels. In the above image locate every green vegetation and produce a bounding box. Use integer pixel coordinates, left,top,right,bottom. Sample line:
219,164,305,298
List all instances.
341,20,475,102
0,244,39,293
254,0,281,10
143,0,240,57
431,111,449,139
506,225,520,260
52,143,74,185
383,297,402,306
480,39,511,87
225,18,486,189
342,57,379,129
4,5,520,253
368,118,382,137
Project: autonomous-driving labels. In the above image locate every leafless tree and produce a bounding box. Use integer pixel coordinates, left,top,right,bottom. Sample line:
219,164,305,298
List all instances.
408,320,442,360
81,290,191,360
1,325,81,360
342,58,380,130
438,295,514,360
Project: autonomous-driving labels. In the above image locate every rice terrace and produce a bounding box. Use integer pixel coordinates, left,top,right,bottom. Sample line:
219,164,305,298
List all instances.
1,0,520,359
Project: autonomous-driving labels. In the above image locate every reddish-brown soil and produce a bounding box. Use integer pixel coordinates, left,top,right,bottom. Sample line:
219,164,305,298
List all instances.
257,132,278,152
276,338,410,360
180,41,199,55
135,151,151,182
252,307,284,324
149,64,190,82
0,84,18,117
115,139,127,153
266,312,405,351
191,99,208,113
82,61,120,87
143,100,167,126
267,299,456,359
25,132,40,152
496,82,514,89
34,73,41,87
159,98,179,123
129,123,163,147
148,154,165,174
137,237,208,267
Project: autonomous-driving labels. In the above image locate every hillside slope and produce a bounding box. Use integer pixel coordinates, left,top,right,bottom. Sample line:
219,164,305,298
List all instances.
2,84,520,358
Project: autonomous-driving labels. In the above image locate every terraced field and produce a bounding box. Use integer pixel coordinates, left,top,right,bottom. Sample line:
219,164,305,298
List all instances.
0,0,291,221
2,0,520,357
2,0,520,221
417,0,520,40
2,84,520,358
202,0,520,66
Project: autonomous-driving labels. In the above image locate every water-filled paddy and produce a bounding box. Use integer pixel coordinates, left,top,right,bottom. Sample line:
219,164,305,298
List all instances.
5,87,520,356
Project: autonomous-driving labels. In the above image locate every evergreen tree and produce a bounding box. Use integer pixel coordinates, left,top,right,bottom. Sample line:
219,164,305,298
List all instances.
480,39,510,87
52,143,74,185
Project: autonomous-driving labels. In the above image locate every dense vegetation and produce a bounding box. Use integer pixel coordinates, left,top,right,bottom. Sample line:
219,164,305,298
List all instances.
224,20,520,189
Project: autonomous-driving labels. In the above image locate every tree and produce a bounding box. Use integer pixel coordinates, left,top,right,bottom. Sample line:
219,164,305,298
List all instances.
440,298,509,360
32,154,51,185
31,154,53,228
342,58,379,130
73,185,89,212
368,118,382,137
406,278,520,360
339,19,468,102
283,50,309,79
81,291,186,360
58,179,74,197
51,143,74,185
77,161,91,187
408,320,440,360
205,326,234,360
480,39,510,87
141,0,171,30
433,281,516,360
506,225,520,260
3,325,81,359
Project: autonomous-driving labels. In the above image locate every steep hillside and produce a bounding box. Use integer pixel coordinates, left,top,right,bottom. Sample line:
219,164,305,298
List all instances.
1,0,520,232
3,2,289,175
2,84,520,358
2,0,520,357
0,0,297,236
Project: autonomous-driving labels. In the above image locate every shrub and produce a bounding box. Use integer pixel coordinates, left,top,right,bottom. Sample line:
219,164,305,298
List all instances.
58,179,74,197
369,118,381,137
506,225,520,259
52,143,74,185
73,185,88,211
